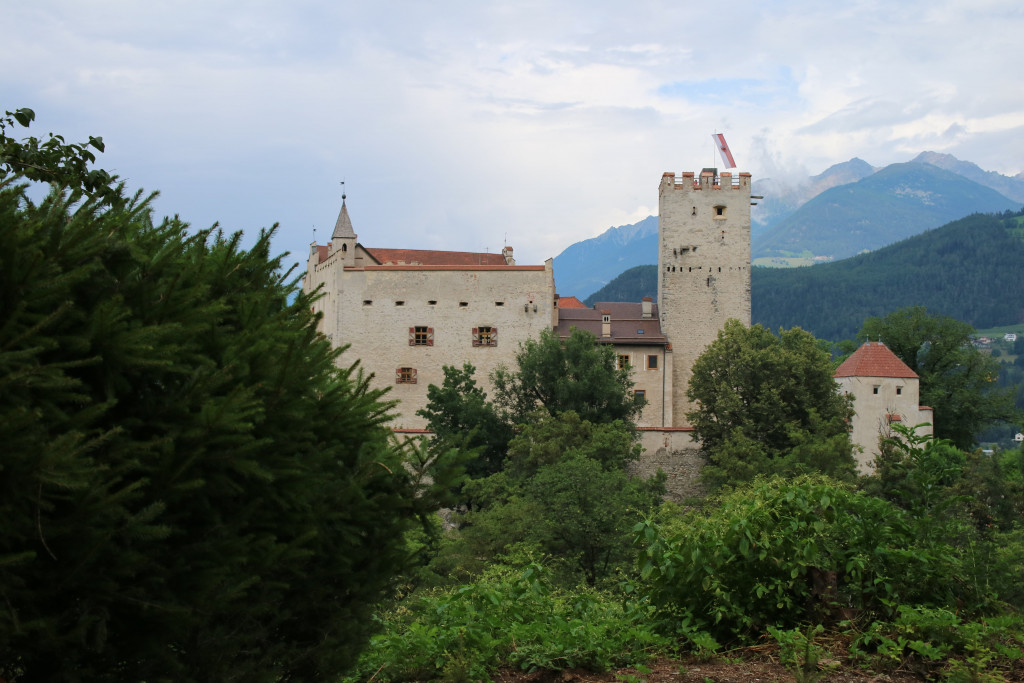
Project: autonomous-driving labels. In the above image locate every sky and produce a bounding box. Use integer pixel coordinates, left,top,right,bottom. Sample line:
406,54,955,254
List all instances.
4,1,1024,267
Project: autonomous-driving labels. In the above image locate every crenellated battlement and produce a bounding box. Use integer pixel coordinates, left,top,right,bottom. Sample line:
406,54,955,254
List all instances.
660,170,751,191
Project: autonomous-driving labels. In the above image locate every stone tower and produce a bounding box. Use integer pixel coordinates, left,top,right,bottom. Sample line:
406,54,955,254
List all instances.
658,169,751,427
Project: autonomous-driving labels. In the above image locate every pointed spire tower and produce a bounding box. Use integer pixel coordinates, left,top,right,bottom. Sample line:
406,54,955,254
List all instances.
332,182,356,265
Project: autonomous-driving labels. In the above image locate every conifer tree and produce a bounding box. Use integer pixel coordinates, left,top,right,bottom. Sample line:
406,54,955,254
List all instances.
0,110,457,681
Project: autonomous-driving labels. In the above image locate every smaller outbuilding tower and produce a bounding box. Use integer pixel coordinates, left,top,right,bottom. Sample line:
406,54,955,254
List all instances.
834,342,934,473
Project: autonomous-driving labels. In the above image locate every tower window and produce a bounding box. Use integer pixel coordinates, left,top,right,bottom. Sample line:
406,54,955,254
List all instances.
873,386,880,395
714,205,726,219
896,386,903,395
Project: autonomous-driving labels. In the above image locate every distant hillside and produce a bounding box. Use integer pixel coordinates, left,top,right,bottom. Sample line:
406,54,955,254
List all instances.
754,162,1020,261
912,152,1024,203
552,215,657,300
582,265,657,307
582,209,1024,341
751,157,876,237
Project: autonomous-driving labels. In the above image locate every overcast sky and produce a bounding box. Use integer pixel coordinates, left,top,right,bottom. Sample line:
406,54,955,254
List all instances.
4,1,1023,267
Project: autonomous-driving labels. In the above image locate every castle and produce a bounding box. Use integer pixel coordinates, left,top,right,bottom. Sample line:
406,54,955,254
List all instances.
304,170,751,432
303,168,922,488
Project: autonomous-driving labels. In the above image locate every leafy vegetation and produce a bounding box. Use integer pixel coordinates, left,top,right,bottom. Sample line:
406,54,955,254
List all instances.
686,321,856,489
0,110,462,681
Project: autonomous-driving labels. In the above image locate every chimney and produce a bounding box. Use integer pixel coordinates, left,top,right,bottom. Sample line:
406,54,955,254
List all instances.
641,297,652,319
601,310,611,338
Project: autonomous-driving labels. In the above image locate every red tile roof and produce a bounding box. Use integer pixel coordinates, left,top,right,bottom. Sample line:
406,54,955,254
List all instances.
366,248,508,266
834,342,918,379
558,296,587,309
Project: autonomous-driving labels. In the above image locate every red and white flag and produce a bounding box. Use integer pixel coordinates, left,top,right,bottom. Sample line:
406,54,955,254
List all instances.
712,133,736,169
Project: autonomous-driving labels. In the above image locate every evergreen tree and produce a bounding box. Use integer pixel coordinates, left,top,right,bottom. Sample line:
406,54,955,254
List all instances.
0,111,456,681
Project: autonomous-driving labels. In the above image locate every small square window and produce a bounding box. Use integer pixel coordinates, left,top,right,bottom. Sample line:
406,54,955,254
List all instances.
647,354,658,370
896,386,903,395
396,367,417,384
618,354,630,370
634,390,646,400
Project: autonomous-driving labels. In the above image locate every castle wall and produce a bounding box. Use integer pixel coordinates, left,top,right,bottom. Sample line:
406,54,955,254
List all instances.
837,375,934,473
632,428,706,501
614,345,673,428
657,171,751,427
311,262,556,427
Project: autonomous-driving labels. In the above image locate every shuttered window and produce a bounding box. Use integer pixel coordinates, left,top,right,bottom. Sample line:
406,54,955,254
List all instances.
409,326,433,346
472,326,497,347
396,367,417,384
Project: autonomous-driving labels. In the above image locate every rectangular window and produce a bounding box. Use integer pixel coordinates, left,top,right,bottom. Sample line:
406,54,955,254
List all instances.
634,390,646,400
472,326,498,347
409,326,433,346
872,386,879,395
618,354,630,370
896,386,903,395
647,354,658,370
395,367,417,384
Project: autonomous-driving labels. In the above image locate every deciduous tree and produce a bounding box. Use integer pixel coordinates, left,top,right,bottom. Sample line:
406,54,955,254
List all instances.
860,306,1017,449
687,320,856,489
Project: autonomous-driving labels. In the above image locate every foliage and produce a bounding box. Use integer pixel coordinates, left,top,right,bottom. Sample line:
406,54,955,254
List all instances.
0,116,459,681
636,475,996,643
850,607,1024,680
417,362,512,480
860,307,1018,448
1,108,118,203
686,320,856,489
768,624,828,683
432,413,664,587
492,327,644,427
344,563,671,682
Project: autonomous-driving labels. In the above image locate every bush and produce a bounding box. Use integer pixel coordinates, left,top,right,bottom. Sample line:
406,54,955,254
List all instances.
636,475,986,641
345,563,670,682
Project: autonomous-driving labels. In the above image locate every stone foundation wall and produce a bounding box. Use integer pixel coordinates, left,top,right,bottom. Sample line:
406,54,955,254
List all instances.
631,428,707,501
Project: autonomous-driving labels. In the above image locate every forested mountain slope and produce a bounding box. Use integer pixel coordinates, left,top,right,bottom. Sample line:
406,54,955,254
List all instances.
754,163,1020,261
582,210,1024,341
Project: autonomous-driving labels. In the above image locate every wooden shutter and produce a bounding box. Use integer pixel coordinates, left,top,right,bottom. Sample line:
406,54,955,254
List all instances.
408,327,415,346
395,367,403,383
411,368,418,384
491,326,497,346
472,327,480,347
427,327,434,346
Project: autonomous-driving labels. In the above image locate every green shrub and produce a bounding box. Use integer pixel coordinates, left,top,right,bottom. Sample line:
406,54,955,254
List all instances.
636,475,984,641
345,563,670,682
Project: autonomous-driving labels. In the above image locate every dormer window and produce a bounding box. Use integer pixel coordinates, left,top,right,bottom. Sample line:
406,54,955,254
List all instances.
602,314,610,323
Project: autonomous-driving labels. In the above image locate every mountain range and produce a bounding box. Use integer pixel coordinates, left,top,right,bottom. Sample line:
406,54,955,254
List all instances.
583,209,1024,341
552,152,1024,300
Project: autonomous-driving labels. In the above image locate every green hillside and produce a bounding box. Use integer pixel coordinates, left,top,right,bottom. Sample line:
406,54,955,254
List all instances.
583,210,1024,341
754,162,1021,261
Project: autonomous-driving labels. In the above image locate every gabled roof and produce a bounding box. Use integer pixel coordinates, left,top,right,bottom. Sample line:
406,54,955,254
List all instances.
557,296,587,309
834,342,918,379
555,302,667,345
365,248,509,266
